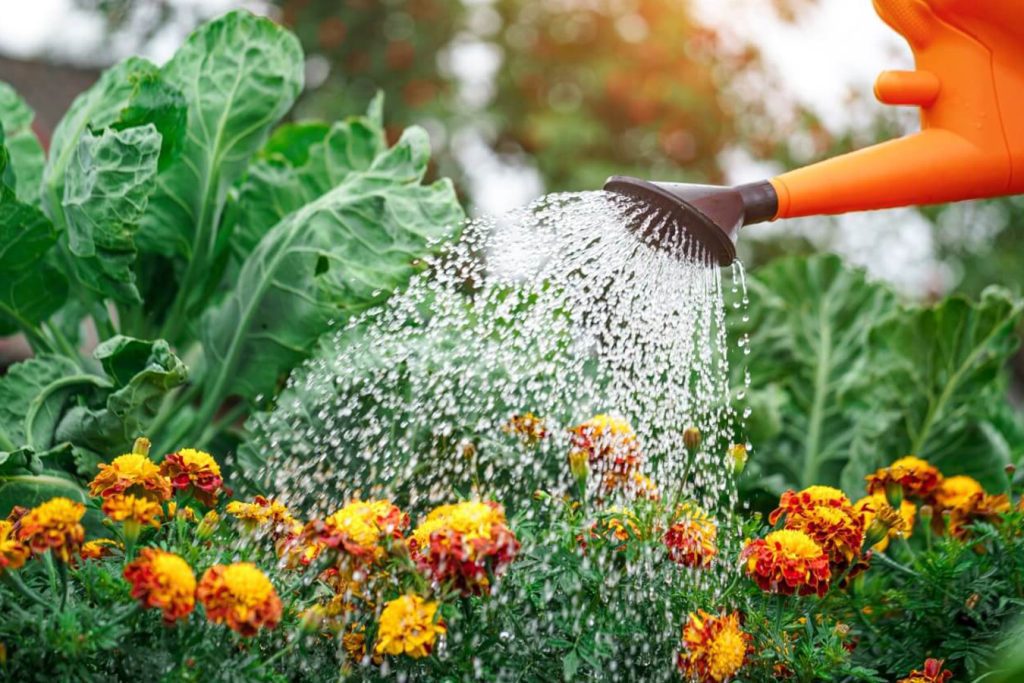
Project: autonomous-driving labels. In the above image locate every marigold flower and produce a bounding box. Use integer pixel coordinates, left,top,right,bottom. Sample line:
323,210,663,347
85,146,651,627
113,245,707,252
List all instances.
932,475,983,512
627,472,660,501
278,521,325,568
102,494,162,529
197,563,283,635
854,493,915,551
949,492,1012,537
866,456,942,500
124,548,196,623
374,595,446,659
196,509,221,540
503,412,548,443
728,444,748,474
664,504,717,568
742,529,831,597
225,496,295,534
160,448,225,506
593,506,641,544
0,520,29,572
770,486,865,572
409,501,520,595
80,538,121,561
678,610,751,683
89,453,172,501
16,497,86,562
768,486,850,526
896,658,953,683
310,499,407,562
569,414,643,486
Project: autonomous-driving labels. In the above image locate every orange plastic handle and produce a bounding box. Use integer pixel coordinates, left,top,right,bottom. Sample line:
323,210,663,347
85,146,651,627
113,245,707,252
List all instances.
769,0,1024,220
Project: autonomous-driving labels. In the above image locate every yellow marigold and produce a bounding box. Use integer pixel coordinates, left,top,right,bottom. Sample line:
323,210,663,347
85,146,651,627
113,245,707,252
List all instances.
503,412,548,443
161,448,225,506
410,501,507,549
932,475,984,510
80,538,121,561
102,494,162,529
225,496,295,533
0,520,29,572
678,610,752,683
854,493,916,551
374,595,446,659
866,456,942,499
16,497,86,562
312,499,407,561
664,504,717,568
89,453,172,501
197,563,282,635
124,548,196,623
742,529,831,597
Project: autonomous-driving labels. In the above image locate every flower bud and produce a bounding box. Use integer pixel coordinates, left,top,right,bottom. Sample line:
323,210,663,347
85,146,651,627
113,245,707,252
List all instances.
728,444,748,475
863,502,903,551
132,437,151,457
884,480,904,509
683,427,702,451
919,505,934,525
196,510,220,540
569,449,590,483
1005,463,1017,477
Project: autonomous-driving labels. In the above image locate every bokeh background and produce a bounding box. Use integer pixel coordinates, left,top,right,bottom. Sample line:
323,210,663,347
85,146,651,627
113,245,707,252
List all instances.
2,0,1023,383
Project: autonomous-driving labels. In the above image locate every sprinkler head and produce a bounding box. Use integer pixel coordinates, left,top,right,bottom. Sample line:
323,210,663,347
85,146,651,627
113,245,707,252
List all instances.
603,176,778,266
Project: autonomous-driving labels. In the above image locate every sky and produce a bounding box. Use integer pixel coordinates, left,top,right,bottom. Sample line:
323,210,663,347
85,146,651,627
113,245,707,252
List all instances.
0,0,946,295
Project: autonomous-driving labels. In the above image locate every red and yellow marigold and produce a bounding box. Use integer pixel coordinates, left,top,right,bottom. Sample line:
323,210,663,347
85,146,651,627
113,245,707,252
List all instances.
770,486,865,571
768,486,850,526
896,658,953,683
0,520,29,572
123,548,196,623
866,456,942,500
854,493,916,551
409,501,519,595
102,494,162,529
88,453,172,501
374,595,446,659
197,562,283,636
225,496,295,533
16,497,86,562
569,414,643,490
742,529,831,597
664,504,717,568
309,499,407,562
160,448,225,506
678,610,752,683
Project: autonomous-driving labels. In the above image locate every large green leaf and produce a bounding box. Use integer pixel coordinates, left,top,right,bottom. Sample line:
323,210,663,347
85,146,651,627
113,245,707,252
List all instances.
737,254,898,490
62,125,162,304
0,82,45,205
0,125,68,336
55,336,188,464
198,125,464,423
138,10,304,328
226,95,388,261
842,288,1024,492
0,470,88,517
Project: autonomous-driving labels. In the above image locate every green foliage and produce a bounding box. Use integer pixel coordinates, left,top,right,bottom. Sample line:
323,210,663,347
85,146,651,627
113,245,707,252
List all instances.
0,10,464,512
736,254,1024,501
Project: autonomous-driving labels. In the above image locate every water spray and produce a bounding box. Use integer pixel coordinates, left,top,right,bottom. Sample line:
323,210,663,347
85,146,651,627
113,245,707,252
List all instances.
607,0,1024,266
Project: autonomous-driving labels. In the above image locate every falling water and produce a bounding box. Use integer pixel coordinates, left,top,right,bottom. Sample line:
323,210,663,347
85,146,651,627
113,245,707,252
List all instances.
245,190,748,680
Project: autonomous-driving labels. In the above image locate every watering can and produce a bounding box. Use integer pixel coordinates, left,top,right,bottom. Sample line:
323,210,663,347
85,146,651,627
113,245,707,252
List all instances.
606,0,1024,265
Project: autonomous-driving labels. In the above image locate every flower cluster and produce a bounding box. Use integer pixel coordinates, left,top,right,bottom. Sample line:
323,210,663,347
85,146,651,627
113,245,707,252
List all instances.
769,486,867,577
409,501,520,595
677,610,751,683
664,503,717,568
743,529,831,597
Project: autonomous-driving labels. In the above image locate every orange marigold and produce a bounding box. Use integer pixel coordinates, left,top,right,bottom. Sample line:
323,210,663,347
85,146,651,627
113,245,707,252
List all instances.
866,456,942,499
742,529,831,597
932,475,983,511
678,610,752,683
102,494,162,529
16,497,86,563
664,504,717,568
89,453,172,501
896,658,953,683
0,520,29,572
160,448,225,506
124,548,196,623
197,563,282,636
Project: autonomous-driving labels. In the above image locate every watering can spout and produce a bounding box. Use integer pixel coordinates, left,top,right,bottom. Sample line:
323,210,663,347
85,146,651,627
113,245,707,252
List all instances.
607,0,1024,267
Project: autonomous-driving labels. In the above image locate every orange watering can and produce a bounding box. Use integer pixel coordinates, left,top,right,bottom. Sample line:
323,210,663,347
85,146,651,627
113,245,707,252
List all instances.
606,0,1024,265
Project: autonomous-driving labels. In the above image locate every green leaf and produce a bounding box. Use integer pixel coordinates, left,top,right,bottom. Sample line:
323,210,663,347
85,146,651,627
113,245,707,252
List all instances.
0,126,68,336
109,69,187,172
737,254,898,491
138,10,304,325
62,124,162,304
846,287,1024,492
55,336,188,459
0,355,109,453
199,125,464,414
0,81,45,204
0,470,88,517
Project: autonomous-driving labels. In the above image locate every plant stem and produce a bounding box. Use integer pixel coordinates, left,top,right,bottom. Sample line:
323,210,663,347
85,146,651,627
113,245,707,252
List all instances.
57,559,70,612
90,302,116,340
43,321,81,364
